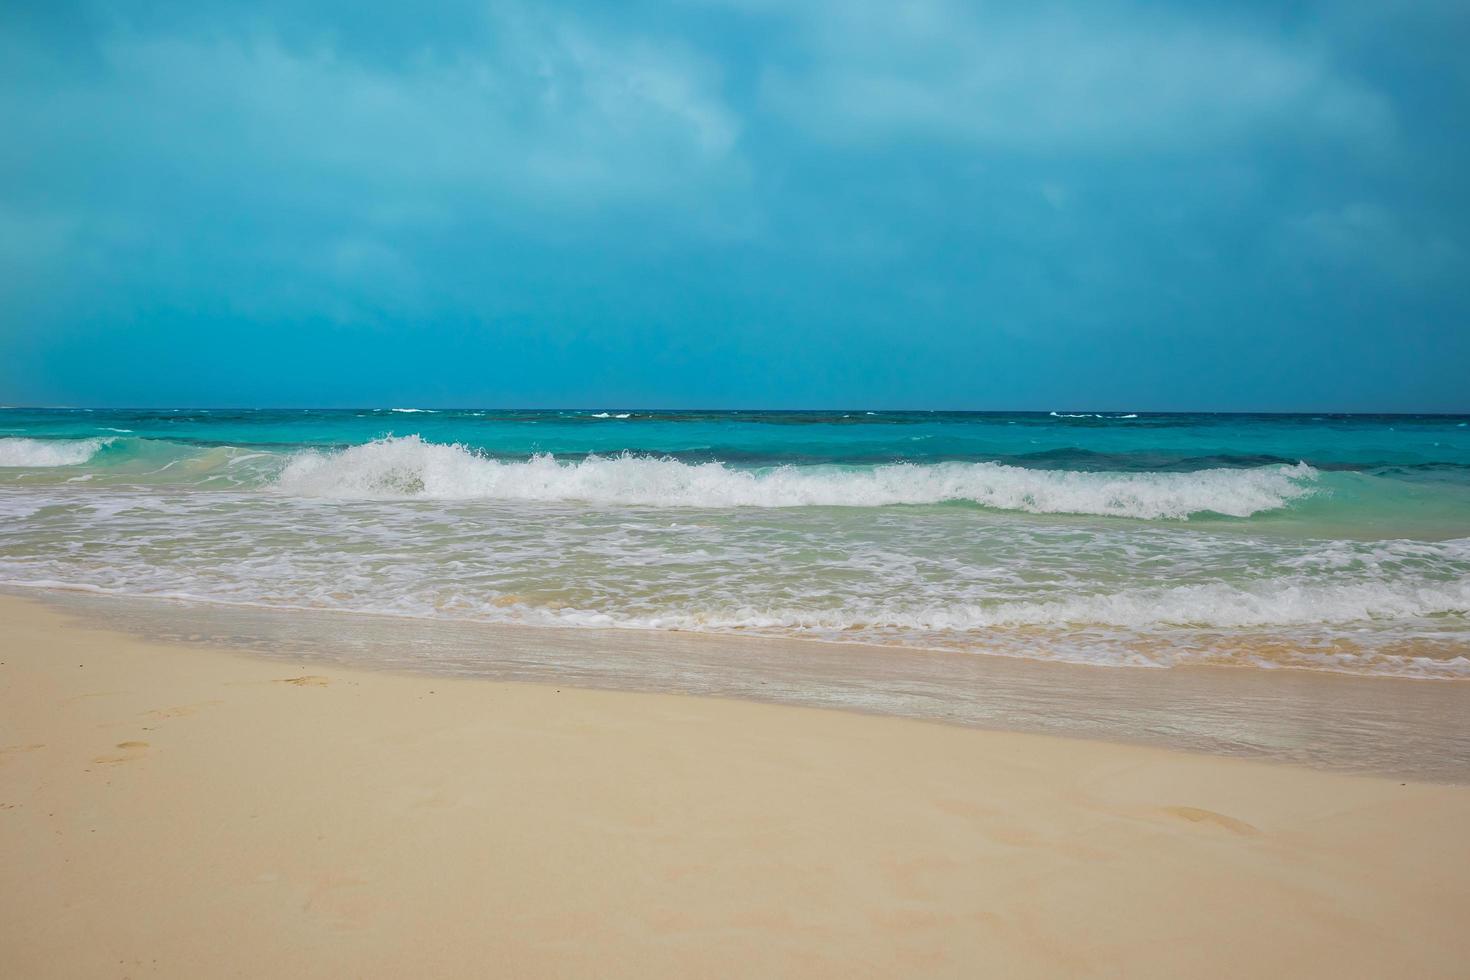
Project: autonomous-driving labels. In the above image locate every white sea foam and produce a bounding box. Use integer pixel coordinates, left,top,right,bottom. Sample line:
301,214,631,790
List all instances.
2,464,1464,677
426,581,1467,646
0,437,110,467
749,580,1470,633
272,435,1319,518
2,570,1464,676
389,407,433,413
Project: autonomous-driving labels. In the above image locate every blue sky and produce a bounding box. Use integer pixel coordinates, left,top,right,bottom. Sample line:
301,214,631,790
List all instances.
2,0,1467,410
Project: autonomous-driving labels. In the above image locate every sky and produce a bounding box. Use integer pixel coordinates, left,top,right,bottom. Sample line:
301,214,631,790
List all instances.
1,0,1468,411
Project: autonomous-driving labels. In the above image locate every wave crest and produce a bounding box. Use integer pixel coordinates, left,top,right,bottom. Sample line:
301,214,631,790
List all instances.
273,436,1320,518
0,437,111,467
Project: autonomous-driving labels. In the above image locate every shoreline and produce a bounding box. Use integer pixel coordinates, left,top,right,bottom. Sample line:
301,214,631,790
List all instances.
12,575,1470,681
3,594,1469,976
11,588,1470,783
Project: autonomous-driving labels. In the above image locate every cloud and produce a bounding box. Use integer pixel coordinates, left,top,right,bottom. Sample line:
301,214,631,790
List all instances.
0,3,755,324
745,0,1391,153
1281,203,1467,284
0,1,1466,409
3,4,745,217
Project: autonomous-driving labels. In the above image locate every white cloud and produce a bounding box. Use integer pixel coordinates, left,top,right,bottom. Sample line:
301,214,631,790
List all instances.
743,0,1391,152
0,4,754,314
15,7,744,215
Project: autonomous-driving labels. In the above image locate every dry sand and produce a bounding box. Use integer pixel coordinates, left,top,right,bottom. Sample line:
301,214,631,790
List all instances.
2,594,1468,978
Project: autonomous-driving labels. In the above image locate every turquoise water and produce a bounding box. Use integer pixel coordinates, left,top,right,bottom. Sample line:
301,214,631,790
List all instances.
2,408,1468,676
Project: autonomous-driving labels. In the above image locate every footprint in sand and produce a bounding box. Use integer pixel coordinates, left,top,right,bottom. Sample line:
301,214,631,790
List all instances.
276,675,330,687
1162,805,1259,836
92,741,150,766
142,701,221,721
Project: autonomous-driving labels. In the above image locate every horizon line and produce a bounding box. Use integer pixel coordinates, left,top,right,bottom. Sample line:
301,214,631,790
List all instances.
4,405,1470,417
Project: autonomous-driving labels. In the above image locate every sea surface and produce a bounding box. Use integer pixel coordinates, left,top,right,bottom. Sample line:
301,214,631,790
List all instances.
2,408,1468,679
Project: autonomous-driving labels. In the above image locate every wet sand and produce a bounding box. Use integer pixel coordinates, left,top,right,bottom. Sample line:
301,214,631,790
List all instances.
22,587,1470,781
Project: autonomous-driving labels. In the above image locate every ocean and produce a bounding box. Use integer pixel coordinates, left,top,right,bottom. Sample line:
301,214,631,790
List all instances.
2,408,1468,679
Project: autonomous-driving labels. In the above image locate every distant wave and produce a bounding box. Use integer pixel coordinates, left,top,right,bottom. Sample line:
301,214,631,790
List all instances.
1050,411,1138,419
272,436,1320,518
0,437,111,467
388,407,434,413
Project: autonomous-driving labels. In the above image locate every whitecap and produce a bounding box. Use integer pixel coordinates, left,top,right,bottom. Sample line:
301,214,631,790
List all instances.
272,435,1321,519
0,437,111,467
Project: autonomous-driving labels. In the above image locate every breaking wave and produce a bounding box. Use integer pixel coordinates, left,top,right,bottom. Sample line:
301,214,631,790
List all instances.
273,435,1320,518
0,437,111,467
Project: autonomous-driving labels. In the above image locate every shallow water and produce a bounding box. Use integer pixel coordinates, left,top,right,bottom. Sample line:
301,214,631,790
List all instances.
2,408,1468,677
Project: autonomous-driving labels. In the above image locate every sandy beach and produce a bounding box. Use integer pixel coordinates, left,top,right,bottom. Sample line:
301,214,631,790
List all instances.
2,595,1468,978
7,0,1469,973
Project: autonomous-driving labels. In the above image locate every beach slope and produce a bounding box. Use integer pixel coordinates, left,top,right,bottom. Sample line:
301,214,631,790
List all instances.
2,596,1467,978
